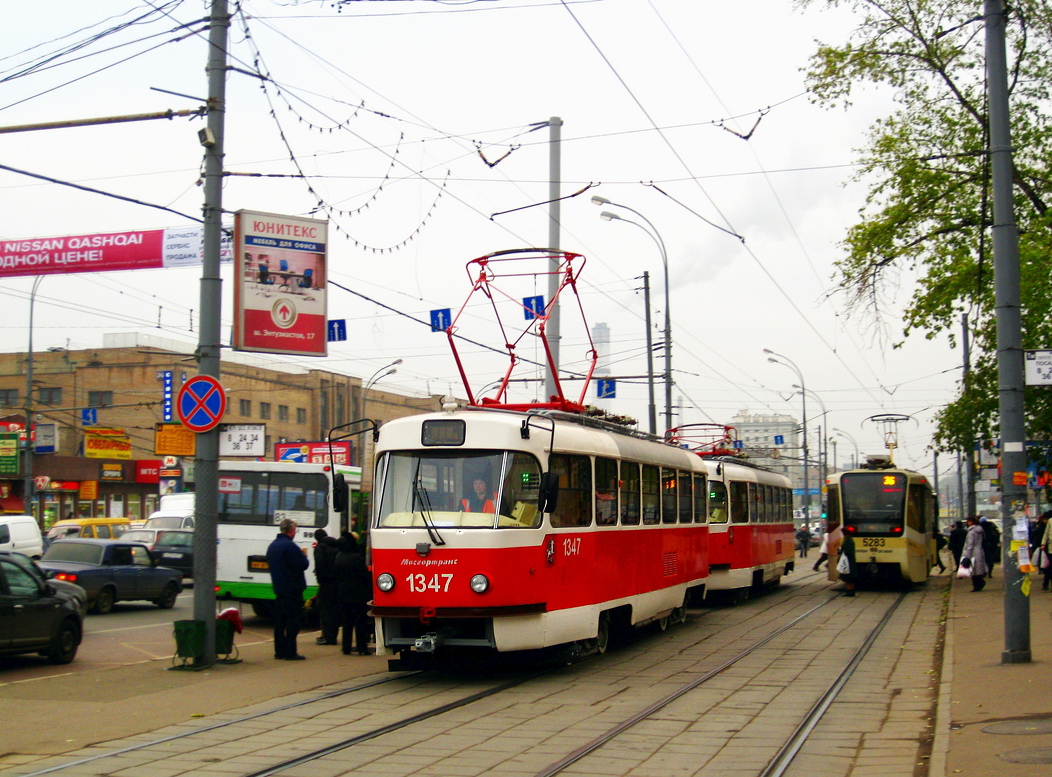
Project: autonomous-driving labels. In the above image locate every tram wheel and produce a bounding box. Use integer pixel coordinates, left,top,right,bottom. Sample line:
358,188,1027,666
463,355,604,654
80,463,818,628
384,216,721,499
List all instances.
658,614,670,632
596,612,611,654
671,605,687,625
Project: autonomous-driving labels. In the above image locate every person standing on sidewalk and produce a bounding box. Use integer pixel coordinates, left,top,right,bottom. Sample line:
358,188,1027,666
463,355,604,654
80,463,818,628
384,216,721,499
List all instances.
948,521,967,571
1037,513,1052,591
333,532,372,655
267,518,310,660
312,528,341,645
961,516,988,592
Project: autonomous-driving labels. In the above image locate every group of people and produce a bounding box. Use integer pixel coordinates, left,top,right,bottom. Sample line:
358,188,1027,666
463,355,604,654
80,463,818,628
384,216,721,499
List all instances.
265,518,372,661
944,516,1001,592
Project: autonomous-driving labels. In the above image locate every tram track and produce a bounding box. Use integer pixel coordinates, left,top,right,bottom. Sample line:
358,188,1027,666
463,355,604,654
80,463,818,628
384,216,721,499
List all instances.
6,578,919,777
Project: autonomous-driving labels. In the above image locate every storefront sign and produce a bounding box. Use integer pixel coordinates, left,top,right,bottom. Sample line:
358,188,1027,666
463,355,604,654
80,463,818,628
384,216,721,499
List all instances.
0,432,18,474
136,460,161,484
274,440,352,465
79,481,98,500
155,423,196,457
34,423,58,454
219,424,266,457
100,463,125,481
85,430,132,460
47,481,79,492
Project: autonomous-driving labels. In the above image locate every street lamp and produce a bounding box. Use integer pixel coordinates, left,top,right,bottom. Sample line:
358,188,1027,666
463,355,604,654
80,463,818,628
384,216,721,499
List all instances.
833,428,860,469
361,359,402,422
592,195,672,432
764,349,809,522
792,383,828,489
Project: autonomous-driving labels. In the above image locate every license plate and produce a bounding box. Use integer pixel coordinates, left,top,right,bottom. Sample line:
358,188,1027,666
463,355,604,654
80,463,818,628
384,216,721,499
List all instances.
248,556,269,571
163,552,182,559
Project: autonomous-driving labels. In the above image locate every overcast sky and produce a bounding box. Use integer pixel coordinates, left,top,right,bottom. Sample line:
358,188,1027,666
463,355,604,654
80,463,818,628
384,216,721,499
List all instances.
0,0,963,481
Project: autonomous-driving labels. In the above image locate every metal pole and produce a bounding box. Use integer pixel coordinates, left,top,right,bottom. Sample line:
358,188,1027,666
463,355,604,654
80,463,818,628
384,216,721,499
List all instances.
962,313,979,517
544,117,562,403
23,277,42,526
643,271,656,436
985,0,1029,663
767,351,809,522
192,0,230,666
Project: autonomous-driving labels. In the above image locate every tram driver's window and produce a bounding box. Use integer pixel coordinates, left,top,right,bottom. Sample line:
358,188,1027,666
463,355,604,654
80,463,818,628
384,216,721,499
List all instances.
549,454,592,528
500,453,543,528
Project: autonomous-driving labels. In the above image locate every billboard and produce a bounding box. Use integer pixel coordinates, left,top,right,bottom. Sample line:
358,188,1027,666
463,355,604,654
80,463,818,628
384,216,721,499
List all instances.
0,226,233,278
232,210,328,357
274,441,352,465
84,428,132,460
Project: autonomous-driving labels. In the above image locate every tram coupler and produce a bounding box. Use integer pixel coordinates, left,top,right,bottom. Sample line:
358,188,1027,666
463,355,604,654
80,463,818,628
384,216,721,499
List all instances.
414,632,442,653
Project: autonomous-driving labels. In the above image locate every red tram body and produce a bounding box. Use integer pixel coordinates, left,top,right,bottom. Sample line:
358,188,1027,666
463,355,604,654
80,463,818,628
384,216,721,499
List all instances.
369,407,711,663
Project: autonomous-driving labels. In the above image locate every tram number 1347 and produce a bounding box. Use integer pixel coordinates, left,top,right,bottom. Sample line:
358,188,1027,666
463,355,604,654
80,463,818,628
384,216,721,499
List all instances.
406,573,454,593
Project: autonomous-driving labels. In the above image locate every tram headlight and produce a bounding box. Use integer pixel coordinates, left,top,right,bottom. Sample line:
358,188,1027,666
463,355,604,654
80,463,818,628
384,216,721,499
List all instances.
470,574,489,594
376,573,395,592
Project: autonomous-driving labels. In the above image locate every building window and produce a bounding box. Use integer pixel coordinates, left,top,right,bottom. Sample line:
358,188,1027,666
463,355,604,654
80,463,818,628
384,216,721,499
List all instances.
239,399,251,417
88,390,113,407
296,407,307,425
278,405,289,422
259,402,271,420
0,389,19,406
38,387,62,405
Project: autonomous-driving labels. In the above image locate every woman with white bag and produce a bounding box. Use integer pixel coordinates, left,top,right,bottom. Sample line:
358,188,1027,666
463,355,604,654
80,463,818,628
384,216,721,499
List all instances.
837,531,857,597
960,516,988,592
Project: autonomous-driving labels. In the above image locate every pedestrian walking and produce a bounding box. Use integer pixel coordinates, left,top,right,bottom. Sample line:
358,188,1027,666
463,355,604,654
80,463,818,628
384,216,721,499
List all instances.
961,516,988,592
1036,512,1052,592
266,517,310,660
980,517,1000,578
933,531,948,573
313,528,341,645
796,525,811,558
333,532,372,655
948,520,967,570
836,531,857,596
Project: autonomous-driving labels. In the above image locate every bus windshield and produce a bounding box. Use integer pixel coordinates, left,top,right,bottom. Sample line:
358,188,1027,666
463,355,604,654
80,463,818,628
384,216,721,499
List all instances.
376,450,542,529
840,472,907,534
217,470,330,528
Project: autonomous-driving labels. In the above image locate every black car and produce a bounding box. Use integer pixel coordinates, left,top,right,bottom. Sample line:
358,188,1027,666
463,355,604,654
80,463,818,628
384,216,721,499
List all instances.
0,550,88,664
151,529,193,578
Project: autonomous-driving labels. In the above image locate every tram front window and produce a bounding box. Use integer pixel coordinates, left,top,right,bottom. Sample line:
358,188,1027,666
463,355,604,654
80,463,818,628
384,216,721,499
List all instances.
376,450,543,529
840,472,907,535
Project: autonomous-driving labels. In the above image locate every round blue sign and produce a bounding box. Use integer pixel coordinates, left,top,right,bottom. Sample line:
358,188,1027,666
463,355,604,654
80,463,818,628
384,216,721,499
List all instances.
176,375,227,433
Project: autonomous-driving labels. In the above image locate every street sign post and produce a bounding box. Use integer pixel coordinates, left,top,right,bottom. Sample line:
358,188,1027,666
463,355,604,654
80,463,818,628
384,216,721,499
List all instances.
176,375,227,433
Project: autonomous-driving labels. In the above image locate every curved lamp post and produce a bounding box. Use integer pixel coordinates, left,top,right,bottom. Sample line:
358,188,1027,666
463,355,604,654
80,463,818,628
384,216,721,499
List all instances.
361,359,402,422
833,427,860,469
793,383,828,489
592,195,672,433
765,349,809,522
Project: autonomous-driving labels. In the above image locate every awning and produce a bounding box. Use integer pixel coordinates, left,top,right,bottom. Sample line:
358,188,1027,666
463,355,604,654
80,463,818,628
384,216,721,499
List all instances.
0,496,26,513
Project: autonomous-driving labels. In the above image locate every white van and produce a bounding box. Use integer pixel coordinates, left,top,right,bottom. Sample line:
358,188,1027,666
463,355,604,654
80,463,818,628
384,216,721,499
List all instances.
0,515,44,559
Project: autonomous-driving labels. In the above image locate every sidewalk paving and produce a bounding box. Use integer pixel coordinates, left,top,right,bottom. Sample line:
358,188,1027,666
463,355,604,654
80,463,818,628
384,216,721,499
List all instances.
936,567,1052,776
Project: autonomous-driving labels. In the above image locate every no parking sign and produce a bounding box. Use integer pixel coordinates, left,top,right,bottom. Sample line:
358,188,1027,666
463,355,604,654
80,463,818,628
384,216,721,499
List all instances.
176,375,227,433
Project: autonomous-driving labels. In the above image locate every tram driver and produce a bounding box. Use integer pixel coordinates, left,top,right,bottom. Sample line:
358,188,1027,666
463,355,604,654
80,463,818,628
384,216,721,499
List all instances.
462,476,497,514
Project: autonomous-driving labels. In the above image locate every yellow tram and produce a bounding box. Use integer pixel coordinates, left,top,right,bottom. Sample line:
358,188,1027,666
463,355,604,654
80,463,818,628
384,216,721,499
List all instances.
825,456,938,586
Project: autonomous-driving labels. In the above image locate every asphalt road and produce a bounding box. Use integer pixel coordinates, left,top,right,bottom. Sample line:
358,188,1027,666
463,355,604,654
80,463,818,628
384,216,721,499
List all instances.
0,585,281,685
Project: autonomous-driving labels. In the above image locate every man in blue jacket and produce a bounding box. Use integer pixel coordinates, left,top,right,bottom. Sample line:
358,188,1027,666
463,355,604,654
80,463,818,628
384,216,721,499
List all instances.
267,517,310,660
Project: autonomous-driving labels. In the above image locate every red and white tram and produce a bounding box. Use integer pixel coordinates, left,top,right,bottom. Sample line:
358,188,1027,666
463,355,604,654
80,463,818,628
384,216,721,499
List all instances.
368,406,711,665
667,425,796,601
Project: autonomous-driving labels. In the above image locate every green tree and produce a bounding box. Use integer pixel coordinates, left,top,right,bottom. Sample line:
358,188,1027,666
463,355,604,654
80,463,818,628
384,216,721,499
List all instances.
797,0,1052,456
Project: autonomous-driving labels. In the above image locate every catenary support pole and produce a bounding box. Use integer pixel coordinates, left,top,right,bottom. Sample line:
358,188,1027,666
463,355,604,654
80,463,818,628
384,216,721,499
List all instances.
544,117,562,402
985,0,1030,663
192,0,230,666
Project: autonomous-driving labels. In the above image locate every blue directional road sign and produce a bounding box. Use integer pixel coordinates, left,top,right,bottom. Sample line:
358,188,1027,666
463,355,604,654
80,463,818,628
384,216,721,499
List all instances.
596,379,616,399
774,434,784,445
327,319,347,342
523,295,545,320
733,440,743,449
430,308,452,332
176,375,227,433
81,408,97,426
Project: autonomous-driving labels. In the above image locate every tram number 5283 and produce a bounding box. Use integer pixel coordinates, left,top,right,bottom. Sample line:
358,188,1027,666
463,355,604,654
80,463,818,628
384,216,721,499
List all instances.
406,573,454,592
861,537,887,548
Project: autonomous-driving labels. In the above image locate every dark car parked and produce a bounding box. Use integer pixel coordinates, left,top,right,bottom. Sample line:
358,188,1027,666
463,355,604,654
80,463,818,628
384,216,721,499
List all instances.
0,550,87,664
38,539,182,614
151,529,193,579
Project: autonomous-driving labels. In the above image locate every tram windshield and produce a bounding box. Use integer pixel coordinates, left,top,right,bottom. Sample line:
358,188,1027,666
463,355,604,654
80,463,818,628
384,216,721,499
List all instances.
376,450,543,529
839,472,907,534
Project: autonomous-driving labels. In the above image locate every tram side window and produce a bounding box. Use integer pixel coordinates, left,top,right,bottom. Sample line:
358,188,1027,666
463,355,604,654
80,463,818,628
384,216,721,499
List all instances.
677,472,693,523
826,485,841,525
620,461,641,525
906,485,929,533
693,474,707,523
730,481,749,524
641,465,660,524
763,485,773,523
594,457,619,527
747,483,759,523
661,468,677,524
709,481,728,523
549,454,592,528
